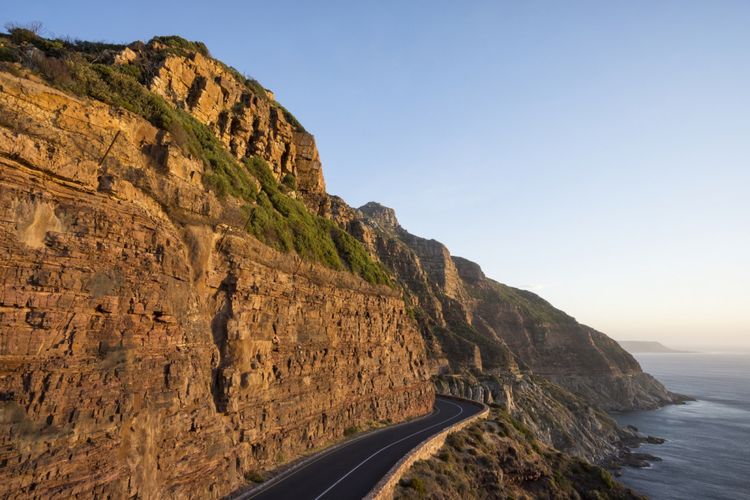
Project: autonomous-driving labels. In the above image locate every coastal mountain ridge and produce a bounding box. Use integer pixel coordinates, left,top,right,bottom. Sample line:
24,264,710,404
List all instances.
347,200,680,411
0,30,678,498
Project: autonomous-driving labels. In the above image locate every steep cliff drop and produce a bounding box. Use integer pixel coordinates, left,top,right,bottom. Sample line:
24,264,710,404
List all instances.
0,33,432,498
329,199,683,462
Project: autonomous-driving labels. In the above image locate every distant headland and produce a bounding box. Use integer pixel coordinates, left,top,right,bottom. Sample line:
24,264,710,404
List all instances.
618,341,693,354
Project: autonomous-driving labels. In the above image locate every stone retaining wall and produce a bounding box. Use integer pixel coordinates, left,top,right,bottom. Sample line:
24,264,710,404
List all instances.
365,395,489,500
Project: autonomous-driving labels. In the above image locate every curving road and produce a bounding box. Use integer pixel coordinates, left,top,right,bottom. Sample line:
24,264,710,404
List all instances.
230,396,482,500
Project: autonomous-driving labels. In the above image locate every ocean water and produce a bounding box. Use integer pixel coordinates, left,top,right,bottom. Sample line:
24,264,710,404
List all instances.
612,352,750,500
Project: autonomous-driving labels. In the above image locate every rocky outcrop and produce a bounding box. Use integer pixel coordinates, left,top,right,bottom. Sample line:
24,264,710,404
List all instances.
128,41,327,213
436,373,632,463
449,260,677,411
0,65,432,498
341,201,680,412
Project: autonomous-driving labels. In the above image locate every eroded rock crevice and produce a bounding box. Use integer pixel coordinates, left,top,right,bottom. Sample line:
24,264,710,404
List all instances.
210,271,236,414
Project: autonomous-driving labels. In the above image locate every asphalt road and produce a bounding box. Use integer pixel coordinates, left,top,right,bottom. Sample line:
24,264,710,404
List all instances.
231,395,481,500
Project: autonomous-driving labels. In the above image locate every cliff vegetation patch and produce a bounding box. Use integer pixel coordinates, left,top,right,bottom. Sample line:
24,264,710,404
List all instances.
0,26,388,284
246,157,392,285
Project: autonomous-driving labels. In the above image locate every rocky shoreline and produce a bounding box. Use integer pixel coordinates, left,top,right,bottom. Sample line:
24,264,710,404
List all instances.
606,393,694,474
608,425,667,471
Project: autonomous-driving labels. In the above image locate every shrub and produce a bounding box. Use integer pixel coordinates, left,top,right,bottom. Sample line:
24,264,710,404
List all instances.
68,39,126,55
63,61,176,130
406,477,426,494
0,61,21,77
8,27,41,45
243,75,268,99
243,470,264,483
0,45,18,63
597,469,616,489
509,416,536,443
150,35,210,57
29,51,74,87
447,432,467,451
281,173,296,191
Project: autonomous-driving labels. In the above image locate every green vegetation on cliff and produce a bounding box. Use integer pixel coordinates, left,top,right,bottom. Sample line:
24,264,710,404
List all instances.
0,28,387,284
246,157,391,284
472,281,574,326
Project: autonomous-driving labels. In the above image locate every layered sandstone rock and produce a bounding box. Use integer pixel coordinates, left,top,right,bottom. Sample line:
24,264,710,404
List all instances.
135,43,328,213
0,67,432,498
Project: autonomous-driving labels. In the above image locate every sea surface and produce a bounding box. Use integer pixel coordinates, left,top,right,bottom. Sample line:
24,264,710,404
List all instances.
612,351,750,500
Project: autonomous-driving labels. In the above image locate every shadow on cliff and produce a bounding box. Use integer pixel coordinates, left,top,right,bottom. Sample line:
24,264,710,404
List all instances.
210,272,236,414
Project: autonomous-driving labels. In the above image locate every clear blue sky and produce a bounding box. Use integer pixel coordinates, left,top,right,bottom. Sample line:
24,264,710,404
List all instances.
5,1,749,346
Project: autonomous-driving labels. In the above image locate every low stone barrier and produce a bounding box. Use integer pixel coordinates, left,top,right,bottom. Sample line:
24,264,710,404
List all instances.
230,402,442,499
364,394,489,500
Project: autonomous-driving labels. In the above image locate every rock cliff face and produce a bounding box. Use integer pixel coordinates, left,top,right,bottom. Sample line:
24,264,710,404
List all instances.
435,373,634,463
326,198,681,466
342,201,678,412
143,44,328,213
0,38,432,498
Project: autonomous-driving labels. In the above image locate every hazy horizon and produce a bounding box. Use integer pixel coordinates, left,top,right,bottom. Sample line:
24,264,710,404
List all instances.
5,1,748,347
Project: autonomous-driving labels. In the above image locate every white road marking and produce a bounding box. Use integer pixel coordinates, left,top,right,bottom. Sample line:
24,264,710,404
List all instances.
240,405,444,499
313,399,465,500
